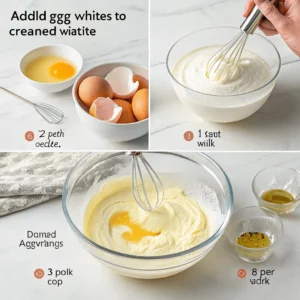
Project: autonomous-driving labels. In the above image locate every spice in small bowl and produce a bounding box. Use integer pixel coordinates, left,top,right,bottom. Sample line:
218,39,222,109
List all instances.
252,166,300,215
237,232,271,248
226,206,283,263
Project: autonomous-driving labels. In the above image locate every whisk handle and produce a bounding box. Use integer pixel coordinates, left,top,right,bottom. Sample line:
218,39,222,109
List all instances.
0,87,33,105
240,5,263,34
241,1,278,34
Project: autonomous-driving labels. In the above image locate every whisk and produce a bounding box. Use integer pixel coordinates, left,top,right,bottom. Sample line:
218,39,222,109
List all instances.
206,2,276,81
128,152,164,212
0,87,64,124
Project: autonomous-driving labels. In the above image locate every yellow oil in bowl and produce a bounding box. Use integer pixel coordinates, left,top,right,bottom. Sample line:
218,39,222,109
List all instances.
237,232,271,248
261,189,294,204
260,189,297,215
236,231,272,262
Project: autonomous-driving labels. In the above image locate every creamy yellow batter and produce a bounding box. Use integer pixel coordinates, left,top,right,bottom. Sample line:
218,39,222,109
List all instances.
83,177,210,256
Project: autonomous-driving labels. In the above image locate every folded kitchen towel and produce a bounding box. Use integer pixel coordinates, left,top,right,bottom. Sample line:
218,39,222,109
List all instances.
0,152,86,216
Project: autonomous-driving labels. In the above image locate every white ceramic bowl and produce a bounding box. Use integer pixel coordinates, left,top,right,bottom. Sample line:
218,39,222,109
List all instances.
72,62,148,142
167,27,281,123
19,44,83,93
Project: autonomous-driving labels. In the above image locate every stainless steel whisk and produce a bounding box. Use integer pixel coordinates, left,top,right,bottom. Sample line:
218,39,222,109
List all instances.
0,87,64,124
206,2,276,81
128,152,164,212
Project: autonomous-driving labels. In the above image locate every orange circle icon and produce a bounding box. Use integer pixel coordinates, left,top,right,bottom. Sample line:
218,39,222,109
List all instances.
34,268,44,279
184,131,194,141
25,131,34,142
238,269,247,279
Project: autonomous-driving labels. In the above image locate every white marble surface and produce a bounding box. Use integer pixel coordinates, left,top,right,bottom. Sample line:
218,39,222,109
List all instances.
150,0,300,150
0,0,148,150
1,152,300,299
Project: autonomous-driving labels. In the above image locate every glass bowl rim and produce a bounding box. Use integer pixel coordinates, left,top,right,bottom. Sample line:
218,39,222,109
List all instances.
226,205,284,251
252,166,300,206
62,151,234,260
166,26,281,98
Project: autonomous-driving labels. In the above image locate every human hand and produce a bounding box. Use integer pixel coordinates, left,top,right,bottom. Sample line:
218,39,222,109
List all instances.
243,0,300,57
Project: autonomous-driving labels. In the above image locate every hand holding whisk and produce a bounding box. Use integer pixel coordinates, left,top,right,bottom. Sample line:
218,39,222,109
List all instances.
0,87,64,124
206,1,278,81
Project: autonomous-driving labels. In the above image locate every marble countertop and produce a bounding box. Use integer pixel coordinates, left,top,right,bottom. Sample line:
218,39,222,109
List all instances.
1,152,300,299
150,0,300,151
0,0,148,150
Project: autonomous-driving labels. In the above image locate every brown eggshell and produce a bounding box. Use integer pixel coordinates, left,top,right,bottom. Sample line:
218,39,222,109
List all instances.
78,76,113,107
132,88,148,121
113,89,137,100
133,75,149,90
113,99,137,123
89,97,122,123
89,103,96,117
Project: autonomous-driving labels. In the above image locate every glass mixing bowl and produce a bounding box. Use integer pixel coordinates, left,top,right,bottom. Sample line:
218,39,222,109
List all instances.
166,27,281,123
253,166,300,215
226,206,283,263
62,152,233,279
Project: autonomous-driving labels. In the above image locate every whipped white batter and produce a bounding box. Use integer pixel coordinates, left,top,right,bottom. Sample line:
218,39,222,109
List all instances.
173,46,272,96
83,177,210,256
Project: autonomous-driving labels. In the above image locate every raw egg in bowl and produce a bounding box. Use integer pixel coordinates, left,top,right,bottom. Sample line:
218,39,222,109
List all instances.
19,44,83,93
72,62,148,142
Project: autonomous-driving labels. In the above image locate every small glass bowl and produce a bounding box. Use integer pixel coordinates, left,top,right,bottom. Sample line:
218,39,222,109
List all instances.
166,27,281,123
253,166,300,215
226,206,283,263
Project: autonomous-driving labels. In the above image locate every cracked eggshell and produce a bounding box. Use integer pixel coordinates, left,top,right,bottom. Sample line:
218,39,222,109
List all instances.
133,75,149,90
105,67,139,99
113,99,137,123
89,97,122,123
78,76,113,107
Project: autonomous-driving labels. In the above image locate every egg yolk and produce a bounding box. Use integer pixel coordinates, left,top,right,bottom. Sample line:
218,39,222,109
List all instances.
109,212,160,242
49,62,76,80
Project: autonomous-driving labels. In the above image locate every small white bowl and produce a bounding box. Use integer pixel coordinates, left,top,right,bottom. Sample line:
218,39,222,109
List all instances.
19,44,83,93
72,62,148,142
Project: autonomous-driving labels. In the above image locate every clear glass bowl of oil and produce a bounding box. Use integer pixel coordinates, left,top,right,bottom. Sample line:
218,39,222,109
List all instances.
253,166,300,215
226,206,283,263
